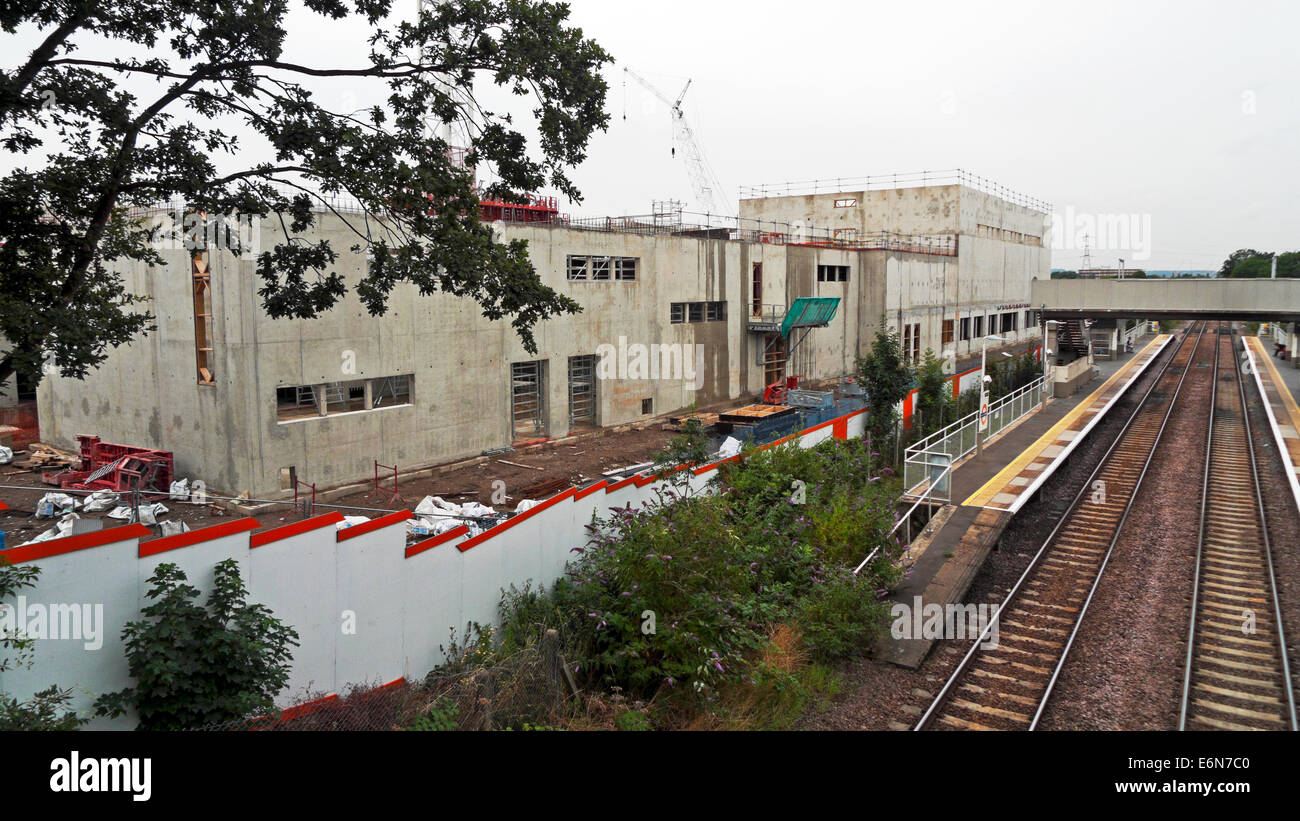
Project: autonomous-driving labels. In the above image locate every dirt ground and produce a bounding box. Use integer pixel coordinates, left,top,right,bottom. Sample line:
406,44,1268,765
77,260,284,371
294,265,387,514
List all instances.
325,425,675,514
0,425,675,546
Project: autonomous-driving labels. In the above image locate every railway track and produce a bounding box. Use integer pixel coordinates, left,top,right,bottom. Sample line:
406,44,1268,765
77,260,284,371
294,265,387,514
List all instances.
916,322,1215,731
1179,327,1298,731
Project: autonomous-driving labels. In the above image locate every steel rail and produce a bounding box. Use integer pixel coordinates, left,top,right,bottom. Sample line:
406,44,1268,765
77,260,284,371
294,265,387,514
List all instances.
914,321,1207,730
1027,322,1212,729
1178,326,1298,730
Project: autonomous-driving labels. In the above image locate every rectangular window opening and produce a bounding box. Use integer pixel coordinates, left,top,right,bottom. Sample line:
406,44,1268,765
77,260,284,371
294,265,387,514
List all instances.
511,361,546,441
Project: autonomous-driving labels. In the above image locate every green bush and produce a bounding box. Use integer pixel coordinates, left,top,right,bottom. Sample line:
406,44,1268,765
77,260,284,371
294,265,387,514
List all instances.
95,559,299,730
562,437,902,705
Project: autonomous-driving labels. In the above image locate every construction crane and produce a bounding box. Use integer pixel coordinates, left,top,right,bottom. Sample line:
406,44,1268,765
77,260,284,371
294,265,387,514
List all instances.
623,67,729,215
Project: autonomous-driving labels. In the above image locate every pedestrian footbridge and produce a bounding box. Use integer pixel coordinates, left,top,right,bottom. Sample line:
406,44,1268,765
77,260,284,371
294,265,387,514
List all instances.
1031,278,1300,321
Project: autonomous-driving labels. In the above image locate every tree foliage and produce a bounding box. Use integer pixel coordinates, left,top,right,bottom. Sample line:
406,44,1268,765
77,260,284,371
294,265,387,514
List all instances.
856,324,912,446
1220,250,1299,279
0,0,612,386
95,559,299,729
912,348,949,437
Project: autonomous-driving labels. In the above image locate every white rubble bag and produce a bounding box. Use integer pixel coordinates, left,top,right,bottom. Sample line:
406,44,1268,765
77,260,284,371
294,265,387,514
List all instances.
407,516,463,538
514,499,540,513
169,478,190,500
459,502,495,518
105,502,169,524
35,493,78,519
19,513,79,546
0,446,12,465
158,520,191,538
717,436,743,458
414,495,462,517
336,515,370,531
82,489,120,513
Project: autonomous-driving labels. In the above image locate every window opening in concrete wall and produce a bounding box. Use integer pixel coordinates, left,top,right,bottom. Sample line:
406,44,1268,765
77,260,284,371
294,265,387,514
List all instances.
817,264,849,282
942,319,955,346
752,262,762,317
322,379,368,414
672,301,726,323
989,314,999,335
960,317,971,342
568,355,597,430
511,360,546,440
276,375,413,423
192,252,215,385
276,386,318,422
974,315,985,338
568,255,637,282
641,397,653,415
763,332,786,387
901,322,920,363
567,255,588,280
279,466,296,491
371,374,412,408
833,198,857,208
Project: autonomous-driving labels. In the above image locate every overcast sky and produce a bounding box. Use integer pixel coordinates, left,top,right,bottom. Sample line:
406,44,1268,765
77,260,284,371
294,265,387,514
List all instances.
558,0,1300,271
6,0,1298,271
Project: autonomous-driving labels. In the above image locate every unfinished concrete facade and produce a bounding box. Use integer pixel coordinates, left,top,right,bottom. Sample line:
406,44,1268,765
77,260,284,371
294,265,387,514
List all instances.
38,177,1046,497
739,179,1052,365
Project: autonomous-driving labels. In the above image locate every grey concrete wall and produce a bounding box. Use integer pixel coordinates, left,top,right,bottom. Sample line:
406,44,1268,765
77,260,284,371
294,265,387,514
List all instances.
38,212,902,496
739,185,1051,364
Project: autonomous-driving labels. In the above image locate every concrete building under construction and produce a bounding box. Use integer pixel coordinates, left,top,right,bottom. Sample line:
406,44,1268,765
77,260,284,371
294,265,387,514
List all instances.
37,171,1051,497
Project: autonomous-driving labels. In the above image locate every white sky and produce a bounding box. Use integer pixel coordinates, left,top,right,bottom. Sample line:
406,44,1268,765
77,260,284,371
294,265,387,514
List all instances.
5,0,1298,271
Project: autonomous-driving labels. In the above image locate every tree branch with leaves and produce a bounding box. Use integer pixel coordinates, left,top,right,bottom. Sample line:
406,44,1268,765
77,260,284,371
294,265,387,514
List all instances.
0,0,612,387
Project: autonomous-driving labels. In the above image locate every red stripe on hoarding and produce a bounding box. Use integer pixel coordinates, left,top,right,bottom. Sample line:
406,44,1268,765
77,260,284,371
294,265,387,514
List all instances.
139,517,259,557
250,512,346,548
336,510,413,542
2,524,151,564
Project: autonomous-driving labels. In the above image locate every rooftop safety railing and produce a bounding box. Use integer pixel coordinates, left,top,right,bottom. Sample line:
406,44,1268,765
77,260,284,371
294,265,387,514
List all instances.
738,168,1052,215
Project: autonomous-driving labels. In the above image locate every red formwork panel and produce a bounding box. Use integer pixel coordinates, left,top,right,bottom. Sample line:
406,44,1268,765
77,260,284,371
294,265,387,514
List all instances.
48,435,174,494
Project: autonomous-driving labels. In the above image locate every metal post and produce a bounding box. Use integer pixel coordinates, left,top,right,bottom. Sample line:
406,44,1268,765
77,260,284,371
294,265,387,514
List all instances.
977,338,989,454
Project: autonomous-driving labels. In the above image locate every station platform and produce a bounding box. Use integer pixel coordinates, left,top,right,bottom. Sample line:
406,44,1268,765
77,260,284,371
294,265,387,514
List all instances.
963,334,1172,512
1245,336,1300,515
879,334,1171,668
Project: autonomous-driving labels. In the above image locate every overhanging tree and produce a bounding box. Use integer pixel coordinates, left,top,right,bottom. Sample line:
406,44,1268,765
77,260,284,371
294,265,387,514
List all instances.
0,0,612,387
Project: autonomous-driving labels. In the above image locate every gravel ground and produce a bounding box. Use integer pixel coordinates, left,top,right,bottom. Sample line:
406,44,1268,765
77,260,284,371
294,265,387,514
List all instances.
1034,329,1219,730
1242,344,1300,711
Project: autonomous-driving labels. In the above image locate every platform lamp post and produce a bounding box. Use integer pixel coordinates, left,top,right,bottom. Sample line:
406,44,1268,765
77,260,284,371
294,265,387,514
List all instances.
976,334,1006,454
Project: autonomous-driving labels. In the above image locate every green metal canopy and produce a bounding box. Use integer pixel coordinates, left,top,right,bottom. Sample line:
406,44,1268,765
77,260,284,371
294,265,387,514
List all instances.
781,297,841,337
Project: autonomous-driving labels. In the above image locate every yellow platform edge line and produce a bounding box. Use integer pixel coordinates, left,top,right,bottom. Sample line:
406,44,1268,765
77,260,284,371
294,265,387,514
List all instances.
1247,336,1300,434
962,334,1170,508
